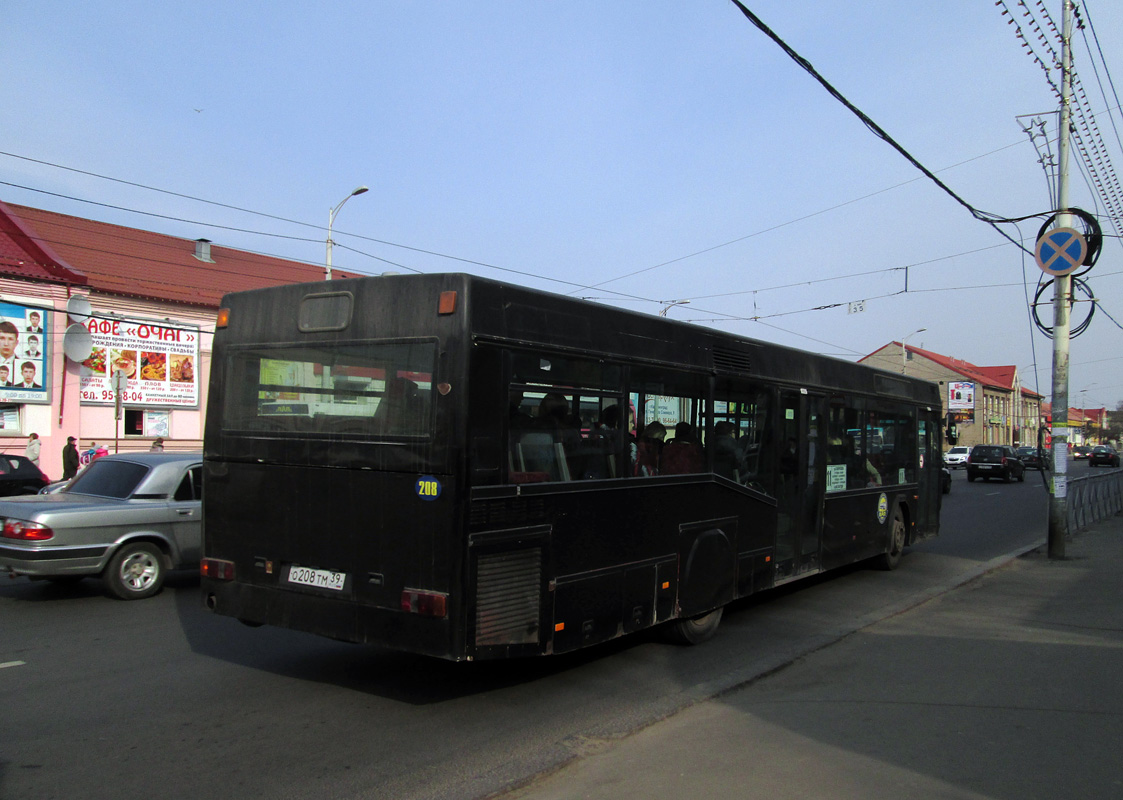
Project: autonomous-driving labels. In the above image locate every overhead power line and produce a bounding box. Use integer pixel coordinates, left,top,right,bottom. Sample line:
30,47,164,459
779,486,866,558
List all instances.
726,0,1034,255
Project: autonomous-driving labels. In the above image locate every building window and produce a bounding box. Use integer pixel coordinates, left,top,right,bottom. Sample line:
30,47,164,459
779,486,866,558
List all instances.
0,403,21,433
124,409,170,438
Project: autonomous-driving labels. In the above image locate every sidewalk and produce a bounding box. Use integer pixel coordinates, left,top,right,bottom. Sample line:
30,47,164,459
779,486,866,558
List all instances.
501,516,1123,800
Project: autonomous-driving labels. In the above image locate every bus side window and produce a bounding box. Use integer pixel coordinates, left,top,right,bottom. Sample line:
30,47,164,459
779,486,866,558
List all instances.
711,382,773,493
629,369,707,479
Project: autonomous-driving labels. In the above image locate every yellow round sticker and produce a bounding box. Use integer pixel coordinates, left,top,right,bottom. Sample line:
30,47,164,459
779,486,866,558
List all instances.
877,493,889,525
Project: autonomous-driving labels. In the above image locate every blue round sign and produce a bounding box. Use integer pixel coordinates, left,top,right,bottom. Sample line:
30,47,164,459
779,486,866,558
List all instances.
1035,227,1087,276
416,476,442,501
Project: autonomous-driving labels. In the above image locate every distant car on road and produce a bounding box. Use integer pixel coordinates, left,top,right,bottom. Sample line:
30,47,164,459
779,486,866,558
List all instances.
0,454,51,497
944,446,971,469
967,445,1026,483
1015,446,1047,471
1072,445,1092,460
0,452,201,599
1089,444,1121,468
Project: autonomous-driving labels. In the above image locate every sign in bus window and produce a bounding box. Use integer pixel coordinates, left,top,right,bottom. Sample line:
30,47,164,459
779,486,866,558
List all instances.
225,343,435,437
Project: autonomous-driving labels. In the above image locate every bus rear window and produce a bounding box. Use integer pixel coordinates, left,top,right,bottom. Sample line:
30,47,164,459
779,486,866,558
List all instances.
222,342,436,438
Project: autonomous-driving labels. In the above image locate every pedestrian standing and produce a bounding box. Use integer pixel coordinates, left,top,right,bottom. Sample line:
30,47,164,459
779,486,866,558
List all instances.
25,432,40,466
149,437,164,452
62,436,80,480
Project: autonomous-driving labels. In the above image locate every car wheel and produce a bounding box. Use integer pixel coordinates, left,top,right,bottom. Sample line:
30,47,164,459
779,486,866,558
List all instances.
967,473,975,482
104,542,166,600
1018,469,1025,482
876,507,906,571
664,607,723,645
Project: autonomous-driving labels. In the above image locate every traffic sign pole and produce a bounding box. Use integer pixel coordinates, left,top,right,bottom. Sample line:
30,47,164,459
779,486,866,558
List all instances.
1048,0,1075,560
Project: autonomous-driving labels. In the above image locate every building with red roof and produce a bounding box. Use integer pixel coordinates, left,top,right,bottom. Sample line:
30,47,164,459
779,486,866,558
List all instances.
0,199,357,479
860,341,1044,448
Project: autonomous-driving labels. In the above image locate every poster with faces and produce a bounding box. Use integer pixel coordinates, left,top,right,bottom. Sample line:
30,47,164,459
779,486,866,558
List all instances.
0,301,49,404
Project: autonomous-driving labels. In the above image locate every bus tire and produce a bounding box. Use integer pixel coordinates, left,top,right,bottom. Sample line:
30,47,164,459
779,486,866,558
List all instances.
104,542,166,600
876,508,906,571
664,607,723,645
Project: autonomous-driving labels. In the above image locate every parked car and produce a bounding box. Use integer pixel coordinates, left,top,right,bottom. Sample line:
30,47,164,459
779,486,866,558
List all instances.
1089,444,1121,468
0,454,51,496
940,466,952,494
966,445,1026,483
943,446,971,469
1072,445,1092,460
0,452,201,599
1015,446,1047,470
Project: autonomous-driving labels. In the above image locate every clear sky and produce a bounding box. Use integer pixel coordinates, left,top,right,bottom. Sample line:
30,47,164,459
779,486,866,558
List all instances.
3,1,1121,409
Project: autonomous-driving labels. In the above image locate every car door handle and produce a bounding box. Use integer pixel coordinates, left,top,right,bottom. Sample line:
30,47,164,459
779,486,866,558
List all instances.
177,509,194,516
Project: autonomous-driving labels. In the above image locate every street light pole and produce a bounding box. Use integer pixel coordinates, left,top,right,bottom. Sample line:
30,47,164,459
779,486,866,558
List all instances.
900,328,926,374
326,185,369,280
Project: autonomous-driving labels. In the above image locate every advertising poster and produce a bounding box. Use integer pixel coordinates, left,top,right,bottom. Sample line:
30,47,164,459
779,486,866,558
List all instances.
79,315,200,408
948,381,975,410
0,301,50,405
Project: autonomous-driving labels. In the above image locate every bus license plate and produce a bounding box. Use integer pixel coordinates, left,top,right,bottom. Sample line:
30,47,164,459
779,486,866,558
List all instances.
287,566,346,591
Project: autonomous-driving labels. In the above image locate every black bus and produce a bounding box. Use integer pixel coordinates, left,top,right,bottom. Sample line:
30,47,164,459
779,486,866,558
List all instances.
201,273,943,660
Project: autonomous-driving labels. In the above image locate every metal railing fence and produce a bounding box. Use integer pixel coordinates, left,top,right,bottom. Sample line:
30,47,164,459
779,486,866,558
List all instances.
1067,468,1123,531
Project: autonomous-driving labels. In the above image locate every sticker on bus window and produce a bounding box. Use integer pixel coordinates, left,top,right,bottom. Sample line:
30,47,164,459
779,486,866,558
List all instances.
877,493,888,524
416,476,442,501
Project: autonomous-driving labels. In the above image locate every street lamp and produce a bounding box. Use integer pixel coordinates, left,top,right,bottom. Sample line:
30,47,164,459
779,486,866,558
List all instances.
325,185,369,280
1080,384,1097,444
900,328,926,374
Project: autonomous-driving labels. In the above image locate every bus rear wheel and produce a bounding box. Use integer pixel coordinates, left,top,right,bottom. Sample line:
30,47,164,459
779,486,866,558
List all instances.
876,508,906,571
665,607,724,645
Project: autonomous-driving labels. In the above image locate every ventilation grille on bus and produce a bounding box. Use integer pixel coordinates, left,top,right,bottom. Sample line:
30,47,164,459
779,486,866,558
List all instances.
711,344,754,374
475,549,541,647
470,497,547,529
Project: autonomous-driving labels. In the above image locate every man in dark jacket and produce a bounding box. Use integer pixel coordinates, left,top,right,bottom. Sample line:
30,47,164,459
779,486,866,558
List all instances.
61,436,80,480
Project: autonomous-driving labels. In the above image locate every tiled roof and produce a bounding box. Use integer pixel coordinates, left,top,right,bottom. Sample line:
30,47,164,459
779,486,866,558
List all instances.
0,200,360,308
863,342,1043,398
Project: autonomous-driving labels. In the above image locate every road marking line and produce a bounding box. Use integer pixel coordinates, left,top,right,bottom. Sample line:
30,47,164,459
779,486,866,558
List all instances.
0,661,27,669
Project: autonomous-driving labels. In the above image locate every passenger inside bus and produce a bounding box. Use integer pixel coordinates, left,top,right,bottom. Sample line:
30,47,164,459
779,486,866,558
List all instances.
661,422,704,474
635,421,666,476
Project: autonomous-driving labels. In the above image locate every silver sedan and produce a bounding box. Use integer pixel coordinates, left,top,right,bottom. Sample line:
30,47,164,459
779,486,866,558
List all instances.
0,452,202,599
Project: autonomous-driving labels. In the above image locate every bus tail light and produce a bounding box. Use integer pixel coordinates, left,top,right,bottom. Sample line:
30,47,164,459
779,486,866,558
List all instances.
2,520,53,540
216,307,230,328
201,558,235,581
401,588,448,618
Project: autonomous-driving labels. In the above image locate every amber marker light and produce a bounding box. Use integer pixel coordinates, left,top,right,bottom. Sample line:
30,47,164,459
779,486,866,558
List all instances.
438,291,457,315
216,308,230,328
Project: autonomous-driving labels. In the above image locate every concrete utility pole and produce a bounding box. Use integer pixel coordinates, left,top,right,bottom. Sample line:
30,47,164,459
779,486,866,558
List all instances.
1048,0,1075,559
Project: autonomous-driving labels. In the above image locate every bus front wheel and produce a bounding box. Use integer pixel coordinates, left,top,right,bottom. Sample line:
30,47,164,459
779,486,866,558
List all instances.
665,607,724,645
876,508,906,571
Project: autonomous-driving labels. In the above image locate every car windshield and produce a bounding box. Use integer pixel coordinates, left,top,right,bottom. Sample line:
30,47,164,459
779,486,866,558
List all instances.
973,447,1003,458
1093,446,1109,453
64,460,150,499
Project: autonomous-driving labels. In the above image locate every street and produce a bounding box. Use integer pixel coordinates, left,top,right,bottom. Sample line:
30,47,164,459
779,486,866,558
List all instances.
0,465,1065,800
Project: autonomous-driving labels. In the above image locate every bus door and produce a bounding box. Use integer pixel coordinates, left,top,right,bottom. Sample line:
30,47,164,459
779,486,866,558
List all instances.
775,390,825,582
916,410,941,537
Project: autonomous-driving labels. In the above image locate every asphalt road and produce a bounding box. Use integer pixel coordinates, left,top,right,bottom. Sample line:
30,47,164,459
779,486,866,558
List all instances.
0,465,1067,800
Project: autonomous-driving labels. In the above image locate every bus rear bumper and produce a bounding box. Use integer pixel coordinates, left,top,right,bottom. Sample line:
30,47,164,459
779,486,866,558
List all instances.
202,579,460,660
